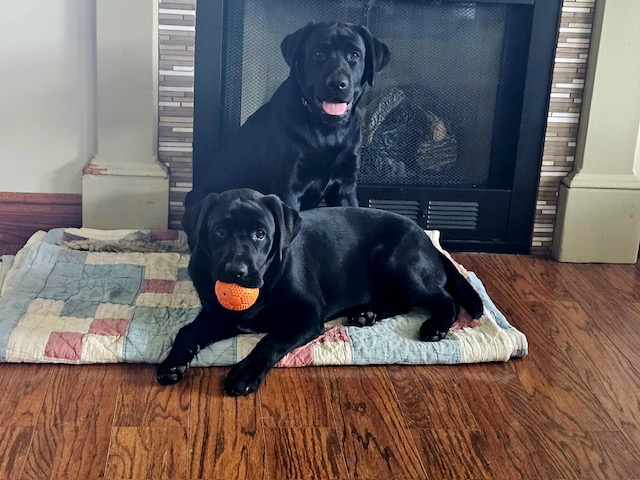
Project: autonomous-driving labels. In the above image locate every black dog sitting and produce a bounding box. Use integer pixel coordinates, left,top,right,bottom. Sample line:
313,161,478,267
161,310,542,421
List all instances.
187,21,390,211
157,189,483,395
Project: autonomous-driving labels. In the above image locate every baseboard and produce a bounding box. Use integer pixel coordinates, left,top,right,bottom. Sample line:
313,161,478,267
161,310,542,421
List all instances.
552,183,640,263
0,192,82,245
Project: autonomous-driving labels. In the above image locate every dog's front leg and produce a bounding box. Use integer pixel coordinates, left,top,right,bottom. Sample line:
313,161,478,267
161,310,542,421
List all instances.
157,310,239,385
324,152,359,207
224,321,323,396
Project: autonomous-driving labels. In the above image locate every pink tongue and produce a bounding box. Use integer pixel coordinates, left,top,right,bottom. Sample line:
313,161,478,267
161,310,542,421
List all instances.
322,101,348,116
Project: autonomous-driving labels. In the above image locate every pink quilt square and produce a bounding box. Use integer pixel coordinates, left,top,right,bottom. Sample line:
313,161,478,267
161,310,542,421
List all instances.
318,326,349,343
141,279,176,294
45,332,85,360
89,317,129,336
278,343,314,367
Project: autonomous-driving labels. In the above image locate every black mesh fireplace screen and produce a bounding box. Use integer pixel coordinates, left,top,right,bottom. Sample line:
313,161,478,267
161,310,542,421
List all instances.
193,0,561,253
222,0,532,188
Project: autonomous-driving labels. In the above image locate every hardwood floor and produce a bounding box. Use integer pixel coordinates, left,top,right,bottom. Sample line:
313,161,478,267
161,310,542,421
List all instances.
1,250,640,479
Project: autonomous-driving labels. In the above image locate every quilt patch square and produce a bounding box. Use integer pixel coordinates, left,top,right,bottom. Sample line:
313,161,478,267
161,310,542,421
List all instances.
277,327,350,367
45,332,84,360
144,253,189,280
60,300,100,318
313,339,352,365
82,334,124,363
317,326,349,343
89,317,129,336
278,344,314,367
41,258,143,305
177,267,190,281
141,279,176,294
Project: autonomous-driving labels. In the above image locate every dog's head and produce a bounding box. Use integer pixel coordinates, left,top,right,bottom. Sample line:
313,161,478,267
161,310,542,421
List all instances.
182,189,302,289
281,21,390,124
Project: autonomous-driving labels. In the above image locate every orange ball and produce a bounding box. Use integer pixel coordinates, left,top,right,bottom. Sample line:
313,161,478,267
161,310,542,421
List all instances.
214,281,259,311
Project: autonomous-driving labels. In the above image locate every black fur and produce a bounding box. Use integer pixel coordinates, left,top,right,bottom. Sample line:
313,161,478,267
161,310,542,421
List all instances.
157,189,484,395
187,21,390,211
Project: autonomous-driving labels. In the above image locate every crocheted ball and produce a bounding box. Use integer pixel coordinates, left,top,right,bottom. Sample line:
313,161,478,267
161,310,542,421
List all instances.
214,281,259,311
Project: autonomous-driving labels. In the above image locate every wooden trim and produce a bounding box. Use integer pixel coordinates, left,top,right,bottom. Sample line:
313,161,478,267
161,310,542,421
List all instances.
0,192,82,245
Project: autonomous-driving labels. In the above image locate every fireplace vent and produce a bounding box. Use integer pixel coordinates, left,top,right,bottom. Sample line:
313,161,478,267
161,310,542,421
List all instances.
368,199,420,222
426,201,478,230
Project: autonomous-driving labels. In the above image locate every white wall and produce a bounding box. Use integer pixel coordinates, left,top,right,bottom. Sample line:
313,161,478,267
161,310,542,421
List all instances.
0,1,95,194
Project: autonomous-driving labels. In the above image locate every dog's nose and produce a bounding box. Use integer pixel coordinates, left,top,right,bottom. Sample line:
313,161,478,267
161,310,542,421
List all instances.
327,75,349,91
225,262,249,279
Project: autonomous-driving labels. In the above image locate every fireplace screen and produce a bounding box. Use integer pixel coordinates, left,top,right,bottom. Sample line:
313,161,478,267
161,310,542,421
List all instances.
222,0,531,188
194,0,561,252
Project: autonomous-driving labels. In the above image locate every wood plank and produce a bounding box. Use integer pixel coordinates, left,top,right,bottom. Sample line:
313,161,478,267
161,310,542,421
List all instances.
444,363,580,479
105,426,189,479
387,365,479,430
326,366,426,480
456,254,574,303
0,192,82,245
524,298,640,462
114,364,190,427
501,317,616,432
0,364,51,427
552,263,640,368
265,427,349,480
589,263,640,302
527,300,640,422
410,427,507,480
455,366,580,480
551,430,640,480
260,367,335,428
259,367,349,479
20,365,120,479
188,367,267,480
0,427,32,480
460,257,618,433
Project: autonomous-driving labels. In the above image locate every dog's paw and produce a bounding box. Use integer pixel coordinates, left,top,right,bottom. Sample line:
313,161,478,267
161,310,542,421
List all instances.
156,363,187,385
347,311,378,327
224,361,266,396
419,322,448,342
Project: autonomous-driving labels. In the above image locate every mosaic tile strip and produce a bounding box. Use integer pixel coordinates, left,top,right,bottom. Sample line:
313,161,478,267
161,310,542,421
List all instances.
158,0,196,230
532,0,595,255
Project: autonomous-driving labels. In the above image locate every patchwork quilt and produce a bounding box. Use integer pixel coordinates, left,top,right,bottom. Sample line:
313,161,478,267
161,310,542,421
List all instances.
0,228,527,367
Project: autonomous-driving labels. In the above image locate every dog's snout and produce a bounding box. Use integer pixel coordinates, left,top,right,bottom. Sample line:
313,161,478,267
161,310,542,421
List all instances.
225,262,249,279
327,74,350,92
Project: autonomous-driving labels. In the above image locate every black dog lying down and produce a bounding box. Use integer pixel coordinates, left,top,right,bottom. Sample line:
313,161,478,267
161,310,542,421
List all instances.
157,189,483,395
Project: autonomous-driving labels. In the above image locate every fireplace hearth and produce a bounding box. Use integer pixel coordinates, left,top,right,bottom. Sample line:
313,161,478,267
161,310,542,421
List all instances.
192,0,562,253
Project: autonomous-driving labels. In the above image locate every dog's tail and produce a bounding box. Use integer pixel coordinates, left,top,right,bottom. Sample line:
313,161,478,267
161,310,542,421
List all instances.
438,251,483,319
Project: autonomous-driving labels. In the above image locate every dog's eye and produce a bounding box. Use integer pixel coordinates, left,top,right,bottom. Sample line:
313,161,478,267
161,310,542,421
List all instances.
347,51,360,61
253,229,266,241
214,228,226,238
312,50,326,61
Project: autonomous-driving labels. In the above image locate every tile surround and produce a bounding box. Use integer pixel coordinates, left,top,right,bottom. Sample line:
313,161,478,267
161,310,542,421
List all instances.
533,0,595,255
158,0,195,229
158,0,595,255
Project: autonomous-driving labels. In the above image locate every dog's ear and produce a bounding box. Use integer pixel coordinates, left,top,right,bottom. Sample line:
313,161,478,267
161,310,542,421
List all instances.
182,193,219,252
354,25,390,86
261,194,302,261
280,22,315,69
